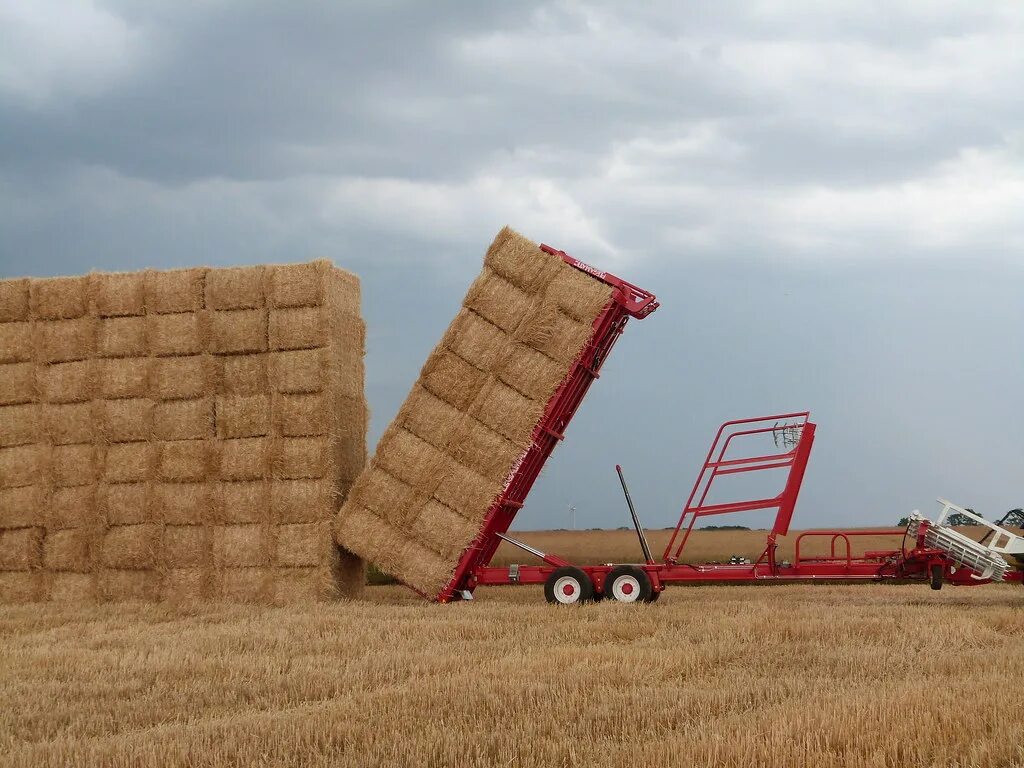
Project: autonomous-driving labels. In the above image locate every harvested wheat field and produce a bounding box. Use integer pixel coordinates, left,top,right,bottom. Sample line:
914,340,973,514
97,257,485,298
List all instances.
2,578,1023,767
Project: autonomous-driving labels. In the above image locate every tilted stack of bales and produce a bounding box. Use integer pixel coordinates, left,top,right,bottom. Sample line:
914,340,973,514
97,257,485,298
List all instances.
335,227,614,596
0,261,366,603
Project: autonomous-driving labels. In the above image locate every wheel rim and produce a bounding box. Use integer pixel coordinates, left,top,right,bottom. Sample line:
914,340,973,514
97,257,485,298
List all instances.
611,574,642,602
553,576,582,604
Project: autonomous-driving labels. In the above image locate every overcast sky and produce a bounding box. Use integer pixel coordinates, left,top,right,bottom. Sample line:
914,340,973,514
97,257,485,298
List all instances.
1,1,1021,534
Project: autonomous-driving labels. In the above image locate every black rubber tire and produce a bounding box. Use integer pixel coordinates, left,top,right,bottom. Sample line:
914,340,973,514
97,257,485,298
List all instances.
544,566,594,605
605,565,653,603
930,564,943,591
646,587,662,603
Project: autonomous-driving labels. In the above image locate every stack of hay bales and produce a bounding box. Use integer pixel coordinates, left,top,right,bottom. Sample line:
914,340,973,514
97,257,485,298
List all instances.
0,261,366,603
335,227,614,596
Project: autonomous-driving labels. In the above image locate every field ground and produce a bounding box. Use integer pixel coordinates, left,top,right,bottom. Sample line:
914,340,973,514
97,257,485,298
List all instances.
3,529,1024,767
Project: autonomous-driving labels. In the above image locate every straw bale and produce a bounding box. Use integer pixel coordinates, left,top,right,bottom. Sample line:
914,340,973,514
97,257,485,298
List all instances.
349,468,420,526
215,394,270,438
161,568,209,602
431,458,500,522
266,261,327,309
463,269,535,334
218,481,269,523
269,306,325,351
163,525,210,568
410,499,480,559
0,572,42,602
0,322,33,364
276,522,323,567
0,486,44,528
148,311,208,357
0,444,44,488
272,437,328,480
38,360,94,403
205,266,265,310
43,528,91,572
545,266,614,322
473,380,545,445
30,276,89,320
92,271,146,317
332,545,365,598
98,569,162,601
101,524,159,569
99,483,151,526
48,573,94,602
153,397,213,440
145,268,206,314
36,317,94,363
483,226,563,292
447,417,525,485
444,310,510,371
97,316,148,358
97,398,153,443
98,357,151,399
102,442,155,483
152,355,214,400
0,362,36,405
0,404,36,447
374,427,447,495
219,353,268,395
497,343,568,402
43,402,94,444
0,527,43,570
219,437,269,481
50,444,97,487
274,567,327,602
219,567,273,602
0,278,30,322
153,482,212,525
212,524,270,568
268,349,324,393
420,350,489,411
271,479,332,524
273,393,324,437
333,396,368,483
518,306,595,365
396,386,463,451
326,343,364,400
210,309,267,355
158,440,213,482
49,486,96,530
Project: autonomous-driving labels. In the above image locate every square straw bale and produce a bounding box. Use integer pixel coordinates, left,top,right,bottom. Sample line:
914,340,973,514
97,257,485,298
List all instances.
218,567,272,602
205,265,265,310
91,271,146,317
326,343,363,400
38,360,94,403
0,485,44,528
545,266,615,322
273,393,325,437
50,444,97,487
153,397,213,440
97,316,148,358
43,402,94,444
153,482,212,525
152,355,214,400
0,322,33,364
431,458,500,522
0,278,30,322
101,524,159,569
349,468,420,527
98,569,162,602
443,310,510,371
0,362,36,405
447,417,525,485
332,397,367,480
161,568,210,602
97,398,153,442
148,311,208,357
271,479,332,524
163,525,210,568
272,437,328,480
268,348,324,393
218,353,268,395
269,306,325,351
517,306,594,363
0,404,37,447
215,394,270,438
266,260,329,309
273,567,327,602
463,269,536,334
410,499,481,560
420,350,489,411
99,483,151,526
275,522,324,567
158,440,214,482
98,357,151,399
497,343,569,402
374,427,447,495
0,444,45,488
36,317,94,363
30,276,89,320
44,528,91,572
395,386,463,452
49,486,96,530
472,380,545,445
0,572,43,603
47,573,94,602
218,480,269,524
0,527,43,570
219,437,269,481
102,442,155,483
331,545,365,599
209,309,267,355
483,226,563,292
145,268,206,314
212,524,270,568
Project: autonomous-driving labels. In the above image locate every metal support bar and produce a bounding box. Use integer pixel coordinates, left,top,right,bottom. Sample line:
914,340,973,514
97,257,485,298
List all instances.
616,464,654,564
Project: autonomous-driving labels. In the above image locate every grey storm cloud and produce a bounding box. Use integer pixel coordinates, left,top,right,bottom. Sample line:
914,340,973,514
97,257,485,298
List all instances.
1,1,1022,531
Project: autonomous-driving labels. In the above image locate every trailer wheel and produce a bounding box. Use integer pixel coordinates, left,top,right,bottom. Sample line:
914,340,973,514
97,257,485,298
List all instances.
930,564,943,591
605,565,652,603
646,587,662,603
544,567,594,605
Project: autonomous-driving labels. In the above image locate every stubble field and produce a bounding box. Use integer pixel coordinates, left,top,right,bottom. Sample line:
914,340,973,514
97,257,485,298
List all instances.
2,529,1023,767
